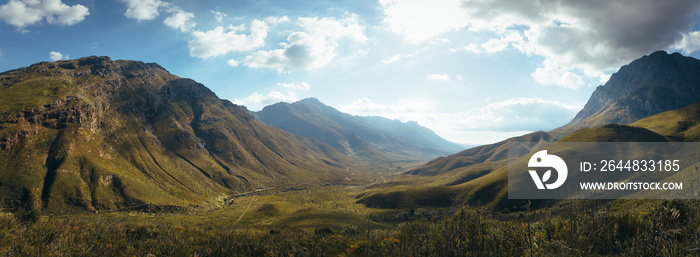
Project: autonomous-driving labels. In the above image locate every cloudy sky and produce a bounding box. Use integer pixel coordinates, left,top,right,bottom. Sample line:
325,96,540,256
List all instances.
1,0,700,146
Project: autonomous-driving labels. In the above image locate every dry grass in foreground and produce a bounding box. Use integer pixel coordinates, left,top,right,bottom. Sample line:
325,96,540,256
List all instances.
1,199,700,256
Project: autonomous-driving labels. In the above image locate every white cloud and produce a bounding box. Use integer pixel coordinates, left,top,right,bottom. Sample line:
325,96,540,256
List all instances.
188,20,268,59
0,0,89,28
674,31,700,55
382,53,403,64
233,91,301,109
227,59,239,67
379,0,469,43
463,43,481,54
243,15,366,73
264,16,290,25
531,59,585,89
297,16,367,43
120,0,163,21
233,91,299,110
163,8,195,32
48,51,67,61
277,82,310,91
426,73,451,82
482,32,526,54
233,82,312,110
120,0,196,33
461,32,526,54
243,31,332,73
211,10,226,22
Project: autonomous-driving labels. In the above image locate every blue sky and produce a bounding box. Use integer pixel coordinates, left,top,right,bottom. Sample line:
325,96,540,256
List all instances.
2,0,700,146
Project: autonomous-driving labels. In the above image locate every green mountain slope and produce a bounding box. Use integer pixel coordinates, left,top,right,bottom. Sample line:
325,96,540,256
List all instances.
407,131,555,176
558,123,668,142
630,101,700,141
0,56,352,213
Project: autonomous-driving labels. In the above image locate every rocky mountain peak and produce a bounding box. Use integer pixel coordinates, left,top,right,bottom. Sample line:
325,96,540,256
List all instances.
559,51,700,132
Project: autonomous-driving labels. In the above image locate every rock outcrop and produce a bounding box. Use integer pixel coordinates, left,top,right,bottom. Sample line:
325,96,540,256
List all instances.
560,51,700,132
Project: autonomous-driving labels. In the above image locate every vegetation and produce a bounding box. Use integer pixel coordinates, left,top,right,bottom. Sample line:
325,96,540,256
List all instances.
1,198,699,256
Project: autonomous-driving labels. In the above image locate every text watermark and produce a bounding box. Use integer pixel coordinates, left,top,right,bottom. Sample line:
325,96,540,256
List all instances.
508,142,700,199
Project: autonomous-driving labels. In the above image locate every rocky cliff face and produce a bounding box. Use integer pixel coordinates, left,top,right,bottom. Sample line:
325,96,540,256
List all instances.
561,51,700,131
0,57,351,213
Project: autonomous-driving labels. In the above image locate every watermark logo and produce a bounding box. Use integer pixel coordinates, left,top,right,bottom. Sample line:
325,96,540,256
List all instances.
528,150,568,189
509,143,695,199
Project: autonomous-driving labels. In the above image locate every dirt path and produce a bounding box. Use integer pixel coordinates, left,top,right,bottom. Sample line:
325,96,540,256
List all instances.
233,194,257,225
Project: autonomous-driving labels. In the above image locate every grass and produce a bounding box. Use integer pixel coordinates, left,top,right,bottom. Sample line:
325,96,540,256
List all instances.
631,101,700,141
2,198,700,256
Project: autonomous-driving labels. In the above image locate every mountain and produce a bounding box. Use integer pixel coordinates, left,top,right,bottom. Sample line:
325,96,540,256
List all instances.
407,131,555,176
0,56,352,213
560,50,700,132
253,98,463,161
356,116,464,153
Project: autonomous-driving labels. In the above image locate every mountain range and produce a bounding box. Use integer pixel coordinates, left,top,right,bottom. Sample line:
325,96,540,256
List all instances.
2,50,699,213
252,98,463,162
0,57,353,213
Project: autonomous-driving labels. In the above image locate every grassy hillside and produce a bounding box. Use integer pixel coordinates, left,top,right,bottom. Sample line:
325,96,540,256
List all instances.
631,101,700,141
558,123,668,142
407,131,555,176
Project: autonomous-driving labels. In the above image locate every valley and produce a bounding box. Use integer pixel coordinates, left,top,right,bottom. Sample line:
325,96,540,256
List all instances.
3,51,700,255
3,182,698,256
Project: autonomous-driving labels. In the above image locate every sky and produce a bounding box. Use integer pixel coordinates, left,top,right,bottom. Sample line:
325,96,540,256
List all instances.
2,0,700,146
